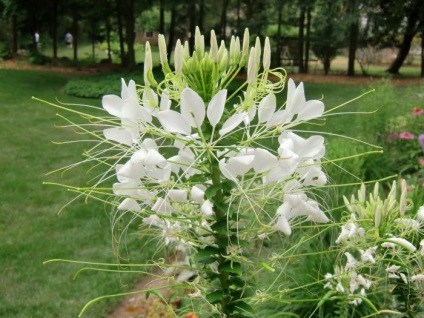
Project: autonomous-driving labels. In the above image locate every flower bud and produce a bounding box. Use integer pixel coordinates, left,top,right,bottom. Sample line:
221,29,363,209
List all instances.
195,26,204,56
242,28,250,60
399,179,407,216
218,40,226,63
144,42,157,86
210,30,218,62
375,205,381,228
263,37,271,71
174,39,184,75
247,47,257,84
255,37,261,66
158,34,168,66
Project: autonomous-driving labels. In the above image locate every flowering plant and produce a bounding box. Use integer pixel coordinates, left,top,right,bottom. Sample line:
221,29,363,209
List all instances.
324,180,424,316
381,107,424,182
37,28,423,317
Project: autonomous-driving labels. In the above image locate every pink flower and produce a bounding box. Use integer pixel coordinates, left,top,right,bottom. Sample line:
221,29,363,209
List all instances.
399,132,415,140
419,158,424,166
412,108,424,116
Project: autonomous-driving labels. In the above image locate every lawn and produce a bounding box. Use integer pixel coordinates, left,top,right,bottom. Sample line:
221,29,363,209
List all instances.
0,69,157,318
0,67,422,317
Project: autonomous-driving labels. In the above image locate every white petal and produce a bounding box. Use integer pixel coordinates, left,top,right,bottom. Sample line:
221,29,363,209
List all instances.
168,189,188,202
102,95,124,117
274,216,291,235
117,160,145,179
296,100,324,122
152,198,172,215
227,155,254,176
143,215,163,227
103,127,133,146
252,148,278,173
201,200,214,217
258,93,276,123
219,112,247,136
289,82,306,114
118,198,141,211
113,181,139,196
191,186,205,203
219,159,237,181
157,110,191,135
385,237,416,252
144,149,167,168
299,136,325,158
207,89,227,127
180,88,205,127
266,110,292,127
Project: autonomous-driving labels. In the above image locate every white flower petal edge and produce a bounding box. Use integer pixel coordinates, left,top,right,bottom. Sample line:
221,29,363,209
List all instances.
219,112,248,136
207,89,227,127
157,110,191,135
181,87,206,127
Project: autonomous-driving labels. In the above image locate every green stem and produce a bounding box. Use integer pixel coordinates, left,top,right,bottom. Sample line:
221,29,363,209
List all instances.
210,159,232,315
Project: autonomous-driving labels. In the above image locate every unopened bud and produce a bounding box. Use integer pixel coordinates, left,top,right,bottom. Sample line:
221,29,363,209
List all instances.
218,40,226,63
242,28,250,59
247,47,257,84
373,182,379,199
255,37,261,66
263,37,271,70
358,184,366,202
158,34,168,66
174,40,183,75
375,205,382,228
195,26,204,56
210,30,218,62
144,42,156,86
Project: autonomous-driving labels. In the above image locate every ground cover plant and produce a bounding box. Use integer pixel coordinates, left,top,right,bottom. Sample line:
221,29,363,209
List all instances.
35,27,424,318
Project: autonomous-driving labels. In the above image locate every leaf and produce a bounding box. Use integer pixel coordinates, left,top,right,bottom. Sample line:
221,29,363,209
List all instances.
206,290,223,304
204,185,221,201
234,301,255,316
219,261,242,276
211,220,228,235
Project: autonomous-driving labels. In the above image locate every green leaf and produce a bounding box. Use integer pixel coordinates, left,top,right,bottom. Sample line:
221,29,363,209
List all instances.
221,180,236,195
211,220,228,235
219,261,242,276
206,290,223,304
205,185,221,200
234,301,255,316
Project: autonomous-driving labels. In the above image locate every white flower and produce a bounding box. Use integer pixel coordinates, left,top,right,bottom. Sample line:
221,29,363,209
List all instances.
344,252,359,271
386,265,401,273
273,193,328,236
411,274,424,282
395,218,420,231
385,237,416,252
285,79,325,122
201,200,214,217
417,205,424,222
359,246,378,264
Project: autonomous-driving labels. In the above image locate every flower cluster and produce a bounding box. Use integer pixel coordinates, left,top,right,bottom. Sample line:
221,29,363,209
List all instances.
324,181,424,313
382,107,424,176
101,28,328,250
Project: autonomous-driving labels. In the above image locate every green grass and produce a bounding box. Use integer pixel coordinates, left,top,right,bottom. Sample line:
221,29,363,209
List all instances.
0,69,159,318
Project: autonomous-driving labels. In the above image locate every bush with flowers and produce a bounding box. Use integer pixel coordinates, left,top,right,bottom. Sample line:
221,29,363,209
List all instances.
37,28,424,317
380,106,424,184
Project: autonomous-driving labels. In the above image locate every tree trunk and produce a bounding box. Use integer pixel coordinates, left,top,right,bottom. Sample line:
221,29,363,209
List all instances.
323,57,330,75
72,8,78,61
159,0,165,34
12,14,18,57
421,32,424,77
123,0,136,69
347,0,358,76
387,9,420,74
304,6,312,74
167,7,176,61
220,0,230,41
275,0,283,68
298,6,306,73
51,0,58,59
188,2,196,53
116,0,126,66
198,0,205,33
106,18,112,62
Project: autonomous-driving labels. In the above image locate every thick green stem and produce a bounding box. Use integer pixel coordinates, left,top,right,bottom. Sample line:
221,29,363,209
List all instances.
210,159,232,315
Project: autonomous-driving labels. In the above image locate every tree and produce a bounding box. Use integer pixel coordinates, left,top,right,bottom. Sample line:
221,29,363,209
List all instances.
386,1,424,74
346,0,359,76
311,0,346,75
